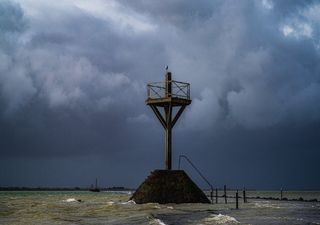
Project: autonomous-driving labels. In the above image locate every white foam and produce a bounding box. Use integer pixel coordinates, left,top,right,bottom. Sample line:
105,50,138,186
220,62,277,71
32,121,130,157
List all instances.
121,200,136,205
127,199,136,204
63,198,77,203
203,214,239,224
149,218,167,225
254,202,281,209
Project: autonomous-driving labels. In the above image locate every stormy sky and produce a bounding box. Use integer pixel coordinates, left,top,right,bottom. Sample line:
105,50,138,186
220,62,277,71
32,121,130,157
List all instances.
1,0,320,190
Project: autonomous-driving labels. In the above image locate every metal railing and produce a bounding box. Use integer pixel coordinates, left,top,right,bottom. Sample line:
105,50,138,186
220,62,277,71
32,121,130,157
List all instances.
147,80,190,100
178,155,214,203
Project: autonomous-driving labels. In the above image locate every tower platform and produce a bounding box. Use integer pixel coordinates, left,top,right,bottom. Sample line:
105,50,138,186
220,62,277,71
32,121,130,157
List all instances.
130,170,210,204
145,97,191,107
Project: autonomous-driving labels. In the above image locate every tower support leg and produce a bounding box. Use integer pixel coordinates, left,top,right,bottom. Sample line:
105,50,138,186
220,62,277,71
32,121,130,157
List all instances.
165,105,172,170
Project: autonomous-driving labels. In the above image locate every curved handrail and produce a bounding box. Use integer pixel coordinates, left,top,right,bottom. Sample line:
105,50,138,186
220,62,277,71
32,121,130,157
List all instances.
178,155,214,203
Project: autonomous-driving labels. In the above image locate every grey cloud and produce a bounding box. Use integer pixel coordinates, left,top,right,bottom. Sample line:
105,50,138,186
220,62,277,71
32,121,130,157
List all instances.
1,0,320,188
0,1,25,33
119,0,217,29
157,0,320,129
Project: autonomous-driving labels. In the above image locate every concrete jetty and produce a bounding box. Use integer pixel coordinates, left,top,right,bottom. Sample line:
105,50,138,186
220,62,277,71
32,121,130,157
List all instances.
130,170,210,204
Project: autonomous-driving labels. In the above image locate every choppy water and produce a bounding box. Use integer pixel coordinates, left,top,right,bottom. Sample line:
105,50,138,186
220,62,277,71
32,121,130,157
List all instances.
0,191,319,224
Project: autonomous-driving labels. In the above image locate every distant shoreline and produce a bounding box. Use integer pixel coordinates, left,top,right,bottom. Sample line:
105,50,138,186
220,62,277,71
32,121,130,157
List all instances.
1,187,319,192
0,187,135,191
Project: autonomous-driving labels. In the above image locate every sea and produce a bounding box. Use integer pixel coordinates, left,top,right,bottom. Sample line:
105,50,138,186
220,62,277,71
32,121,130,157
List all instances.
0,190,319,224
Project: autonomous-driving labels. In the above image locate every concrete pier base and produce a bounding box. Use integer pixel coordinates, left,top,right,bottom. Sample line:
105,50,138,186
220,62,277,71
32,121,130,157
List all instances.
130,170,210,204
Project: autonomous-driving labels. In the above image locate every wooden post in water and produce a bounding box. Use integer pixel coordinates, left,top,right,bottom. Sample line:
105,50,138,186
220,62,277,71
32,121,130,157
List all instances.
210,190,213,204
236,189,239,209
224,185,227,204
280,188,283,200
215,188,218,204
243,187,247,203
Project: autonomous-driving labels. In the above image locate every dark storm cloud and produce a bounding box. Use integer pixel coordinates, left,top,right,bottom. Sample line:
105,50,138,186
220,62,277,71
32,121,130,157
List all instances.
0,0,160,158
0,0,320,188
119,0,217,29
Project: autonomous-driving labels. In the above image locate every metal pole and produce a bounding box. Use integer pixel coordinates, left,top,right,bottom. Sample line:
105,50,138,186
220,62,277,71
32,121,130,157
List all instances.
164,106,172,170
166,72,172,98
165,72,172,170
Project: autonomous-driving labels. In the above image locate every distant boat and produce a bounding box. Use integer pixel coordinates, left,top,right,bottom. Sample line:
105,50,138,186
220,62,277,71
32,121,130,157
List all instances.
89,178,100,192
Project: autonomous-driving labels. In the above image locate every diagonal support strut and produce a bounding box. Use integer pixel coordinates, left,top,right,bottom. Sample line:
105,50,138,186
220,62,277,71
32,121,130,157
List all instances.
150,105,167,129
172,105,186,128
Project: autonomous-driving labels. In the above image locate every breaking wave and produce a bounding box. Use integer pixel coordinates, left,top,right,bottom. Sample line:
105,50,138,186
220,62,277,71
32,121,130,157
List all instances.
62,198,77,203
149,218,167,225
203,213,240,224
254,202,281,209
121,200,136,205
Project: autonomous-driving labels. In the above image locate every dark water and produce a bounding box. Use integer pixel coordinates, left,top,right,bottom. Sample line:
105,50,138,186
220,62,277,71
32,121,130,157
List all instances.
0,191,319,224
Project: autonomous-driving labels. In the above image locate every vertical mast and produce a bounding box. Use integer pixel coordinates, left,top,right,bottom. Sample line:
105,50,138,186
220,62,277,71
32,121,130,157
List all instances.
165,71,172,170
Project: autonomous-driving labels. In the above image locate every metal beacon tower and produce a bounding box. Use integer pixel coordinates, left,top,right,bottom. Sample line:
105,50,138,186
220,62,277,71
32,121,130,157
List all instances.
130,68,210,204
146,68,191,170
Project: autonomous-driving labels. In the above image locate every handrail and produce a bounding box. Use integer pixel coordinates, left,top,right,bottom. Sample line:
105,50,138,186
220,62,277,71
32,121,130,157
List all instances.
178,155,214,203
147,80,190,100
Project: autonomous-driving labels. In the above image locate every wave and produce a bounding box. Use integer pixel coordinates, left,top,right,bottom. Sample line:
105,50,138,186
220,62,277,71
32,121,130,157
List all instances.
62,198,77,203
120,200,136,205
203,214,240,224
254,202,281,209
106,190,133,195
107,201,115,205
149,218,167,225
